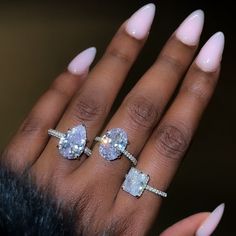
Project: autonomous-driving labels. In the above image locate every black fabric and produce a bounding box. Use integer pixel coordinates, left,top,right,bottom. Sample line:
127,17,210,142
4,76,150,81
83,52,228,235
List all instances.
0,164,76,236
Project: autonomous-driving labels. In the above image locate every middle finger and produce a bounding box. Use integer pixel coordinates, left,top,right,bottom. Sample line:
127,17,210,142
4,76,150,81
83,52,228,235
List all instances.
77,10,205,197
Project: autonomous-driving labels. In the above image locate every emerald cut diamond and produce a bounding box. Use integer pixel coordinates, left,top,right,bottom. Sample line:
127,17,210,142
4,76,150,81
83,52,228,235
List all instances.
122,167,149,197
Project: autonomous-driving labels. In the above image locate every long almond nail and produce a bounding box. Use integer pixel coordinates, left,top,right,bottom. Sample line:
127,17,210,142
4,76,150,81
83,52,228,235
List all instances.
196,203,225,236
68,47,96,75
125,3,156,40
176,9,204,46
196,32,225,72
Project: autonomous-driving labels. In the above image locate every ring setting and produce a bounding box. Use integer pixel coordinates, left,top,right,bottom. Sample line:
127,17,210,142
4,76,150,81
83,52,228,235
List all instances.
95,128,137,165
48,124,91,160
122,167,167,198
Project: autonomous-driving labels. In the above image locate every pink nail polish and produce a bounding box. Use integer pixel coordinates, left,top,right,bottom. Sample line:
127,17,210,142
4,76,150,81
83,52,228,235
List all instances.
196,32,225,72
68,47,96,75
125,3,156,40
176,10,204,46
196,203,225,236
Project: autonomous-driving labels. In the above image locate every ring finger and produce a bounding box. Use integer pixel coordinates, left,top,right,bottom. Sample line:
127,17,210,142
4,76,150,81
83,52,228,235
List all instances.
115,32,224,233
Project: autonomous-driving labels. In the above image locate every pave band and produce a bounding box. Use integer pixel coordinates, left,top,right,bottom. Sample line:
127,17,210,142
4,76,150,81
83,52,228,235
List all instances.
48,129,64,139
48,124,92,159
145,184,167,198
122,167,167,198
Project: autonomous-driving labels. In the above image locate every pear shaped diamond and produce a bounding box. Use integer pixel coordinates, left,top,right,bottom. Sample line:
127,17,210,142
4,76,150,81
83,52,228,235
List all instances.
99,128,128,161
58,125,87,159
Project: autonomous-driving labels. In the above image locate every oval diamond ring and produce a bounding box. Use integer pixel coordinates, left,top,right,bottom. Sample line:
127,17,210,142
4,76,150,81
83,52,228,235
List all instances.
95,128,137,165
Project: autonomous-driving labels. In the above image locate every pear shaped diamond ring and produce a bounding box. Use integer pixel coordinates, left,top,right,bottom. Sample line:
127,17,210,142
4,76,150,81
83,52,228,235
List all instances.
48,124,91,160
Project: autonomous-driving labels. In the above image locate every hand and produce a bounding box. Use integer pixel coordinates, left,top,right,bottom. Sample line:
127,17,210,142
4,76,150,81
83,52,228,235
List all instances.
1,4,225,235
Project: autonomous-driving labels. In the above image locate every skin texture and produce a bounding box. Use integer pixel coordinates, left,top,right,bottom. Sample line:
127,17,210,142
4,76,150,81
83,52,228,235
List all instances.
0,161,210,236
0,5,224,236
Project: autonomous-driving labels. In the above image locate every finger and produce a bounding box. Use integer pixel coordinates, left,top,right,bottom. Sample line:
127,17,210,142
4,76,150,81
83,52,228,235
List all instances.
161,203,224,236
160,212,209,236
81,10,204,198
35,4,156,177
1,47,95,171
117,32,225,223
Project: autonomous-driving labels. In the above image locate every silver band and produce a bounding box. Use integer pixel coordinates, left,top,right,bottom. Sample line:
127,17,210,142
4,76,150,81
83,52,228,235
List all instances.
145,185,167,198
48,129,64,139
95,136,137,165
120,148,137,166
84,147,92,156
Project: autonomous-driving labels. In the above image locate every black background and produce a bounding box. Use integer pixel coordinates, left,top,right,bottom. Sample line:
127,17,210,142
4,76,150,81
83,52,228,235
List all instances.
0,0,235,234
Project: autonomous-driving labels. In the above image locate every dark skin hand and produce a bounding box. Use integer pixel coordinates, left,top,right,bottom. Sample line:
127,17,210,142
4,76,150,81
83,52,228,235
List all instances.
1,4,225,236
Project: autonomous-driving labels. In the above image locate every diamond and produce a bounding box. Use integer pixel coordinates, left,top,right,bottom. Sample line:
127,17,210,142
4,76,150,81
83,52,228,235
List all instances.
122,167,149,197
99,128,128,161
58,125,86,159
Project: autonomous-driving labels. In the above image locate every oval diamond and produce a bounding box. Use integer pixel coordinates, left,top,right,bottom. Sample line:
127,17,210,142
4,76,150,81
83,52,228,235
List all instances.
99,128,128,161
58,125,86,159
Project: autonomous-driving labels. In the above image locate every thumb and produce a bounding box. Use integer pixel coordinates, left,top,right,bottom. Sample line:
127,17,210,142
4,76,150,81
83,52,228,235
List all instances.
160,203,224,236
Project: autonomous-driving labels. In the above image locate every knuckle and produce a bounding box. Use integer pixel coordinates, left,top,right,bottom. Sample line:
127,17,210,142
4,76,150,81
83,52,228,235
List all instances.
153,124,189,160
19,116,44,136
105,216,135,236
49,74,70,99
107,47,133,64
158,53,185,73
183,83,209,102
0,148,12,164
103,207,137,235
72,93,104,122
125,95,159,130
181,73,215,103
0,145,25,170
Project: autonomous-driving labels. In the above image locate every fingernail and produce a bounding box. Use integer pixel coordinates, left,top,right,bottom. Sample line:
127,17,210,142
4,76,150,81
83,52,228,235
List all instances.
196,203,225,236
176,9,204,46
196,32,225,72
68,47,96,75
125,3,156,40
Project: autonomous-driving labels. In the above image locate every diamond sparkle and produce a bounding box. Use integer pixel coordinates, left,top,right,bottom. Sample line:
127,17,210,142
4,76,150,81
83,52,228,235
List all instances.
99,128,128,161
58,125,86,159
122,167,149,197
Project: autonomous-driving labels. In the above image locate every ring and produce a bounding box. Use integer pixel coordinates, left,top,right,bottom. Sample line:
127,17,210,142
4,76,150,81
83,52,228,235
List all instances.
122,167,167,198
48,124,92,160
95,128,137,165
